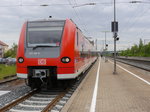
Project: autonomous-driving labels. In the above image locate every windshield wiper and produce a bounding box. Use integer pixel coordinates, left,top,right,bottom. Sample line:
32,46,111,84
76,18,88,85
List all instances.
32,45,57,50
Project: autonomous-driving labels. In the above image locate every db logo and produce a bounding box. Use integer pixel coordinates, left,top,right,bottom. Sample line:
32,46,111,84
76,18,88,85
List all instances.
38,59,46,65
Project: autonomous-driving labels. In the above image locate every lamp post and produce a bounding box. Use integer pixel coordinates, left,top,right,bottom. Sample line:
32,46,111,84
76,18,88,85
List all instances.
111,0,118,74
95,39,97,51
101,31,109,62
101,31,109,50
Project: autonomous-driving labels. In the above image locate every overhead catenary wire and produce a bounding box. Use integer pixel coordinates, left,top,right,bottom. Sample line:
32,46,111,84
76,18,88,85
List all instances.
72,0,90,33
120,4,148,34
67,0,89,33
133,4,150,39
119,4,142,34
120,3,150,41
0,1,137,7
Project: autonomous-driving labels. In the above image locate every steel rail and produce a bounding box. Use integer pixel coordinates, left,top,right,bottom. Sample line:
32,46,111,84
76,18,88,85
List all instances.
0,89,37,112
0,76,18,85
42,92,66,112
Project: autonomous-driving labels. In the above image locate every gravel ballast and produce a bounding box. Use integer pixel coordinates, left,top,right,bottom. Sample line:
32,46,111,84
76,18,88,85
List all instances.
0,85,31,108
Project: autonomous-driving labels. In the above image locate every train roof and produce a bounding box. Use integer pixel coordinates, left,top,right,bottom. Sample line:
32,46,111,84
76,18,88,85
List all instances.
27,18,66,22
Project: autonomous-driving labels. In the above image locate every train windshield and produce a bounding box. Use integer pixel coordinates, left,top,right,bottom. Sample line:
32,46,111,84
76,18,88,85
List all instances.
27,21,65,47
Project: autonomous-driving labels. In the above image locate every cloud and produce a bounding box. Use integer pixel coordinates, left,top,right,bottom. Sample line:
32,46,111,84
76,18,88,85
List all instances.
0,0,149,51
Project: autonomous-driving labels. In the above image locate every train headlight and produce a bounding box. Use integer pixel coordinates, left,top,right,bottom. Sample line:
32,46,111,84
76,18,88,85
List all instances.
61,57,71,63
18,57,24,63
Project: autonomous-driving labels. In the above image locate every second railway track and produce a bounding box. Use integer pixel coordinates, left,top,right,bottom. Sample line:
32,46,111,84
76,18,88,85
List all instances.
108,56,150,71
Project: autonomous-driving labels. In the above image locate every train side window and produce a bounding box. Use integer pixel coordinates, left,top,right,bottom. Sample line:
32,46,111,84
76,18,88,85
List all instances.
77,32,78,46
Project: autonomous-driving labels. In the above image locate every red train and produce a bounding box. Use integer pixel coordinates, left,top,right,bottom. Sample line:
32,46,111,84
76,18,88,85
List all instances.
17,19,97,89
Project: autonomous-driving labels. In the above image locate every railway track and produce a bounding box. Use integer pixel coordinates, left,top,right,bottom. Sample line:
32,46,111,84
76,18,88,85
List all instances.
108,56,150,71
0,68,93,112
115,57,150,71
0,76,18,85
0,81,76,112
0,60,96,112
0,88,72,112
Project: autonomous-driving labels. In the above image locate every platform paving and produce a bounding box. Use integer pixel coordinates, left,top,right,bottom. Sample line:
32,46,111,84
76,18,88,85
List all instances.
97,59,150,112
61,58,150,112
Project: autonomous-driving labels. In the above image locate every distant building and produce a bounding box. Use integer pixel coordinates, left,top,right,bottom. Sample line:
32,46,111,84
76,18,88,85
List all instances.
0,41,8,58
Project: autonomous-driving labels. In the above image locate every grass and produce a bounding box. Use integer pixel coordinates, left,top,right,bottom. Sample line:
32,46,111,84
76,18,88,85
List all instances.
0,64,16,80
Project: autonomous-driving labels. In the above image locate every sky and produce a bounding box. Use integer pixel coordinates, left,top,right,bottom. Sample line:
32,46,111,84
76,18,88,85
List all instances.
0,0,150,51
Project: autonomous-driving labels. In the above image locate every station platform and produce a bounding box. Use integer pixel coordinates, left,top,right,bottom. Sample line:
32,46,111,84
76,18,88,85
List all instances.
61,57,150,112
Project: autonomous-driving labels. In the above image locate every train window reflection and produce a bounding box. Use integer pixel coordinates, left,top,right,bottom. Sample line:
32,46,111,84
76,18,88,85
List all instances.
27,27,63,47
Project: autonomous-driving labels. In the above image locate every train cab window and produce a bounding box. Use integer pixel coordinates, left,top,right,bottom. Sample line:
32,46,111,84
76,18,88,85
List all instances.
27,21,65,47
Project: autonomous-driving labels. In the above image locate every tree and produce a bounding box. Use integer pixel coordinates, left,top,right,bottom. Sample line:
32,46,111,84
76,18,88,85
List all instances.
139,38,143,50
4,43,17,58
119,39,150,57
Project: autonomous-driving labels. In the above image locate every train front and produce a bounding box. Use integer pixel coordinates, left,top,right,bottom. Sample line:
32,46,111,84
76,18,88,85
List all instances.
17,19,70,89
